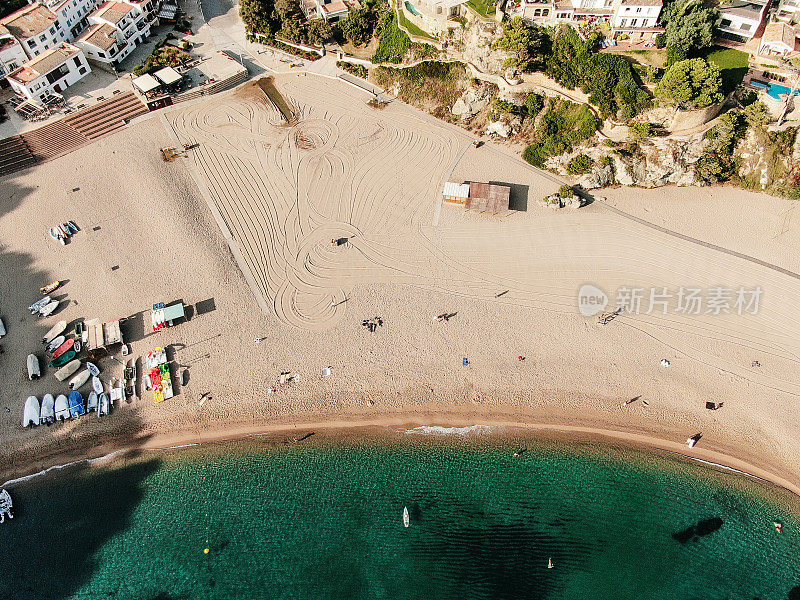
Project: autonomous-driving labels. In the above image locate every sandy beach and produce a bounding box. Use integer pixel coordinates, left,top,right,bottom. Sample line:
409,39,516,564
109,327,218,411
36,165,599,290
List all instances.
3,73,800,499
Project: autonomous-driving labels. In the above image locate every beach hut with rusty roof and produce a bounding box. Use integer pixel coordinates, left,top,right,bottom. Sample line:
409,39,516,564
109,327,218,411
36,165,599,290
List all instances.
466,182,510,214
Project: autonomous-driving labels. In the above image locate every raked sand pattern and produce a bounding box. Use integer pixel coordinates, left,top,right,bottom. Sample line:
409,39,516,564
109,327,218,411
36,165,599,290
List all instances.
167,75,800,399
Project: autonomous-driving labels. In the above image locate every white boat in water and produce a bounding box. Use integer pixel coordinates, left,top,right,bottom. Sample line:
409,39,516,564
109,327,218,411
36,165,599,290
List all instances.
548,558,554,569
22,396,40,427
92,376,103,394
403,506,410,528
54,394,69,421
86,362,100,377
41,394,55,424
0,489,12,523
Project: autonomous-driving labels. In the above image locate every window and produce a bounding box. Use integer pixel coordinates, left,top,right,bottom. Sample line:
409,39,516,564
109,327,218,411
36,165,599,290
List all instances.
99,51,105,57
72,56,81,68
78,66,86,74
636,6,641,11
720,18,732,26
27,39,36,47
620,17,626,25
33,49,40,55
50,27,55,34
542,8,549,14
39,34,46,42
740,22,752,30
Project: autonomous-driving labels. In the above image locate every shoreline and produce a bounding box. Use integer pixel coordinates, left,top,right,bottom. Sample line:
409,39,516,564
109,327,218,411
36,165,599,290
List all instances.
4,412,800,499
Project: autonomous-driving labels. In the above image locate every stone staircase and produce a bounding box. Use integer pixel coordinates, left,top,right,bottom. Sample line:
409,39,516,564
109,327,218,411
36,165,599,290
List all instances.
0,135,37,177
21,120,90,163
64,91,148,139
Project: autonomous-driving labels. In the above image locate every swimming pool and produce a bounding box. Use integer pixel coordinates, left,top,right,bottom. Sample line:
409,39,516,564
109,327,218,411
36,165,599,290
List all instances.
749,79,798,100
405,1,421,15
767,82,799,100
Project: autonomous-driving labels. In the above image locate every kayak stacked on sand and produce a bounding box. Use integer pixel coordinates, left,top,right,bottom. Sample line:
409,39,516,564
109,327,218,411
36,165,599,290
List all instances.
48,221,79,246
145,348,173,403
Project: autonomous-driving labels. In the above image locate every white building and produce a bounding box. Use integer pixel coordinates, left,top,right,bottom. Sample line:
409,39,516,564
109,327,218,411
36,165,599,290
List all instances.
612,0,662,39
774,0,800,23
0,3,62,58
0,25,28,79
758,21,798,57
300,0,359,22
6,41,90,101
717,0,769,43
506,0,663,39
75,0,150,64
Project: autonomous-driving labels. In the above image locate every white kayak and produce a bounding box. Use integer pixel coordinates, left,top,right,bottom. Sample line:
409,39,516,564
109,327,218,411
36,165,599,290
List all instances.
22,396,40,427
46,335,66,354
54,359,81,381
54,394,69,421
69,369,91,390
85,362,100,377
91,376,103,394
43,320,68,344
98,393,110,417
0,316,5,338
403,506,410,528
86,391,98,413
38,300,60,318
41,394,55,424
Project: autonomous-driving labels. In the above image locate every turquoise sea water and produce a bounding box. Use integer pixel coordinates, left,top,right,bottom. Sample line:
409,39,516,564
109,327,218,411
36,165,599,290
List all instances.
1,437,799,600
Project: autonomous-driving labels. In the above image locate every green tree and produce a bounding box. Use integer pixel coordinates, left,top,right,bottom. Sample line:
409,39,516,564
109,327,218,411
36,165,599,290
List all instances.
695,152,734,184
340,6,372,45
494,16,548,72
567,154,594,174
307,18,332,44
524,92,544,118
655,58,723,108
628,122,654,142
274,0,299,18
663,0,718,65
240,0,277,36
743,100,769,127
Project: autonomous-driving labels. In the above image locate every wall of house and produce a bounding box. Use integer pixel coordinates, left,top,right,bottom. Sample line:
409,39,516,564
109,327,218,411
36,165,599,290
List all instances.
717,10,762,41
0,40,28,75
612,3,659,27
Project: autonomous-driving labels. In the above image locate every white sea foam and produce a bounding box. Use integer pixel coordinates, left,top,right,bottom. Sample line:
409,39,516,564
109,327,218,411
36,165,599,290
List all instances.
403,425,494,436
1,448,125,488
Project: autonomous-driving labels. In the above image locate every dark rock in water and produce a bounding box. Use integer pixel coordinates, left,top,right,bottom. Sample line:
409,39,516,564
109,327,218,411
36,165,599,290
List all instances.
672,517,724,544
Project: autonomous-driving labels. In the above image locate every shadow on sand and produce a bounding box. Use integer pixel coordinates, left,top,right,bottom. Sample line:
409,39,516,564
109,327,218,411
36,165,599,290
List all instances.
0,178,160,599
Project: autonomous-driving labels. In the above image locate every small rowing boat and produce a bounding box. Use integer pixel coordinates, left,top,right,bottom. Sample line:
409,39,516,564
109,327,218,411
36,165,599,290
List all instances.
54,359,81,381
92,375,103,394
54,394,69,420
22,396,40,427
50,350,76,368
38,300,60,318
0,489,12,523
86,391,98,413
98,393,110,417
41,394,55,424
43,320,67,344
403,506,410,528
69,369,90,390
52,338,75,358
47,335,66,354
28,296,51,315
68,391,85,418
